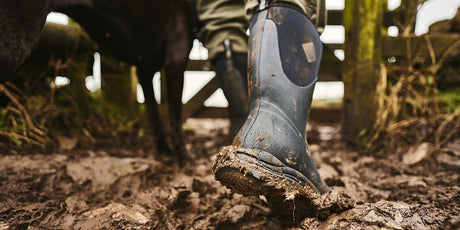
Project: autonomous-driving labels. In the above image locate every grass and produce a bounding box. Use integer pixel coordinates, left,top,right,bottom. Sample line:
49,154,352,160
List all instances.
438,86,460,114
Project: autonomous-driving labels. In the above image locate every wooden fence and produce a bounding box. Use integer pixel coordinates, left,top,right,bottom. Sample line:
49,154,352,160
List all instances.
27,4,460,121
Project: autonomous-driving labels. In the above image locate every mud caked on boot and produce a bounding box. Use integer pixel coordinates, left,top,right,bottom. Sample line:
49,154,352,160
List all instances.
213,39,249,138
213,2,352,220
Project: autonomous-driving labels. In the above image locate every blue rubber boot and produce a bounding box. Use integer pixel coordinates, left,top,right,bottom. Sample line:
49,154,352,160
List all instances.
213,2,331,219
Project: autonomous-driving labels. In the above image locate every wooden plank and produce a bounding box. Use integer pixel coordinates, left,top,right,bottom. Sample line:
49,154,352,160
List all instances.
182,77,219,118
320,44,343,81
326,10,343,26
191,107,228,118
186,59,211,71
160,69,167,104
308,107,342,124
382,34,460,60
327,10,398,27
320,35,460,62
324,43,342,50
319,59,342,81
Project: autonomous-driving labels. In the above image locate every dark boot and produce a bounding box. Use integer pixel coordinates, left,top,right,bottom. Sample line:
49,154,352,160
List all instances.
213,3,329,216
213,40,249,138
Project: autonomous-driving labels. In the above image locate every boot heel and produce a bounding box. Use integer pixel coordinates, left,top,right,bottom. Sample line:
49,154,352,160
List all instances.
213,146,321,195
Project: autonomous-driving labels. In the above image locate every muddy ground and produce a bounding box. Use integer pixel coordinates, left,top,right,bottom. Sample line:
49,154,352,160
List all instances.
0,118,458,229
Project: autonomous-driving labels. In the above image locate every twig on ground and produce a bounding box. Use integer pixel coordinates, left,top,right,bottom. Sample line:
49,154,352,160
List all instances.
0,131,45,148
0,84,47,137
434,110,460,147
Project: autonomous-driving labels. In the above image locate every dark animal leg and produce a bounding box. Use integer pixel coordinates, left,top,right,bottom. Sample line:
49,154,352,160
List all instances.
163,2,193,163
137,68,170,153
164,64,188,161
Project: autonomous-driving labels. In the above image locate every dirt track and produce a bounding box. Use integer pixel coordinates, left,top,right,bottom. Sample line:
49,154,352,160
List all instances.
0,118,459,229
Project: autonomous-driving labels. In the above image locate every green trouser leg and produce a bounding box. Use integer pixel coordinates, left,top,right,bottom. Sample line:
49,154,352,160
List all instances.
244,0,326,32
197,0,249,137
196,0,248,61
196,0,325,61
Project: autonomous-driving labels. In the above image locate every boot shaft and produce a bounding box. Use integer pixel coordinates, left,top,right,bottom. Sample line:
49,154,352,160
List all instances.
239,3,322,142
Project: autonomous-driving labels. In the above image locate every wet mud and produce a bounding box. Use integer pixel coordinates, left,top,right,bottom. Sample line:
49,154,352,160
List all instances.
0,119,459,229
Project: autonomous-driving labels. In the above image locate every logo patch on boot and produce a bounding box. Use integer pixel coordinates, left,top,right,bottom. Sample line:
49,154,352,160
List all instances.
302,41,316,63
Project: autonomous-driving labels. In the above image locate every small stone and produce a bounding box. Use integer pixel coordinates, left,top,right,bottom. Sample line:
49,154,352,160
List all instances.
403,143,430,165
436,153,460,168
445,139,460,154
58,137,77,151
363,210,383,223
0,222,9,230
65,196,88,214
226,204,250,223
318,164,338,180
395,211,403,223
83,203,149,224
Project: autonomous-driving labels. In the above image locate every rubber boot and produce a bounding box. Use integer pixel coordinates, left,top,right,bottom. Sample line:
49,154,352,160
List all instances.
213,2,329,212
212,40,249,138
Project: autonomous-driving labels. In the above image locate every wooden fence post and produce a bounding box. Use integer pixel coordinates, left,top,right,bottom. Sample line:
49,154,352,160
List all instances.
342,0,384,143
100,56,137,115
67,53,93,118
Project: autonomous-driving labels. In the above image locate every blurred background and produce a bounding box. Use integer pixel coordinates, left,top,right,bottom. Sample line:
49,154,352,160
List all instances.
45,0,460,108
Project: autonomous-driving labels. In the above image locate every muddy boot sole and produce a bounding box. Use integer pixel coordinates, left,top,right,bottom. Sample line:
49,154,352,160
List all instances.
213,146,332,220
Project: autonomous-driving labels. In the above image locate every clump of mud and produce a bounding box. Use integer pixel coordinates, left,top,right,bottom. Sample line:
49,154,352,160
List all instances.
213,145,354,223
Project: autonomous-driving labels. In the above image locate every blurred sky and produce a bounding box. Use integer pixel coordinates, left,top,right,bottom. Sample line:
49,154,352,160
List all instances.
46,0,460,106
